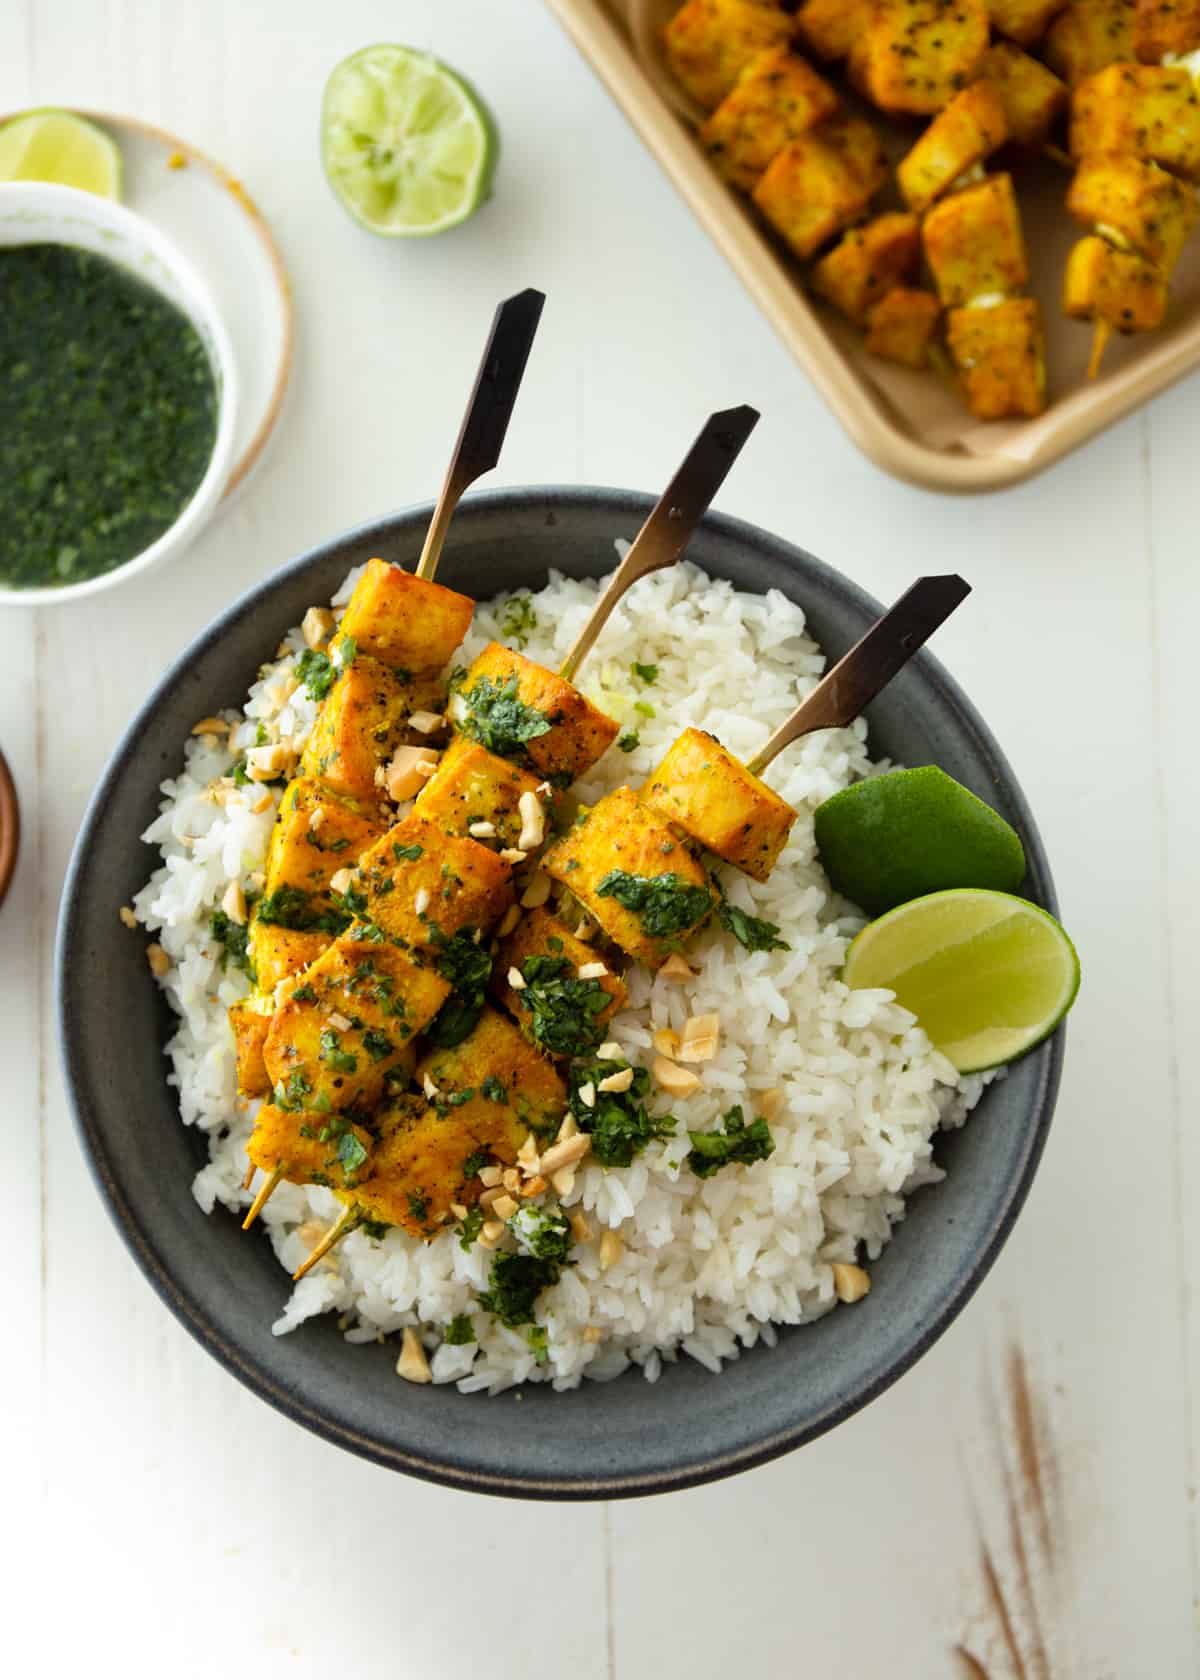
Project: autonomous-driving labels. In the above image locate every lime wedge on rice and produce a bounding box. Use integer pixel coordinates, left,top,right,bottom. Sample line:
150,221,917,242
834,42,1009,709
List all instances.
843,888,1079,1073
321,44,496,236
0,109,122,198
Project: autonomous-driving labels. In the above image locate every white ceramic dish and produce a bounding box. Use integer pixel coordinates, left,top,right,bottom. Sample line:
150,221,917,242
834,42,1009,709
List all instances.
0,181,239,606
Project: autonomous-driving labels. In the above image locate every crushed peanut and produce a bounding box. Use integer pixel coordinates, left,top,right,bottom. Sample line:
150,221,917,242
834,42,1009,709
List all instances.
678,1011,721,1063
251,792,273,815
302,606,335,649
539,1133,592,1175
385,744,440,802
521,1175,548,1198
501,1167,521,1192
520,873,551,909
652,1055,701,1097
832,1263,871,1304
396,1326,432,1384
449,1202,469,1220
118,906,138,929
497,903,521,938
330,867,354,896
597,1066,635,1094
599,1229,624,1271
570,1210,594,1243
308,806,326,833
244,742,294,782
517,1133,541,1171
327,1011,352,1032
577,961,608,980
499,847,528,865
220,880,247,926
407,710,444,735
422,1074,440,1101
659,952,696,982
551,1166,576,1198
146,943,170,979
653,1027,680,1059
478,1220,505,1248
757,1088,786,1121
574,919,594,941
266,675,298,707
507,966,527,991
478,1165,503,1188
577,1081,596,1109
582,1325,603,1344
468,820,497,839
191,716,229,736
491,1193,519,1221
597,1040,623,1061
517,790,545,852
557,1113,578,1141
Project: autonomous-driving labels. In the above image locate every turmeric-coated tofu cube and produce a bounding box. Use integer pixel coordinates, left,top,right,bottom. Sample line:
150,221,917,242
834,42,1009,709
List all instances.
700,47,839,190
246,1102,376,1190
898,84,1009,213
1064,235,1168,331
248,921,331,994
986,0,1067,45
262,778,385,902
663,0,795,111
229,1001,272,1097
414,735,547,850
811,213,922,324
864,288,943,367
641,726,799,880
452,642,619,783
1044,1,1135,87
1071,65,1200,184
923,173,1030,306
1134,0,1200,60
417,1005,568,1146
1067,154,1198,270
974,43,1068,149
336,557,473,676
299,654,446,803
493,908,627,1057
345,1095,493,1239
263,937,445,1113
356,810,514,956
946,299,1047,418
796,0,871,60
752,115,887,260
542,787,714,969
849,0,990,117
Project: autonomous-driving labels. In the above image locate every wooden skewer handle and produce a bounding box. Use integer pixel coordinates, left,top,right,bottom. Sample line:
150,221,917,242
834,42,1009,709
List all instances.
558,404,760,682
746,574,971,776
416,288,547,581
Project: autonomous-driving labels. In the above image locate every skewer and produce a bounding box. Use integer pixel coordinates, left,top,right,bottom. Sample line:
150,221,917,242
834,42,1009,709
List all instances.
746,574,971,775
241,1160,256,1191
1086,319,1112,381
415,288,546,582
242,1165,284,1230
557,405,761,683
293,1204,362,1280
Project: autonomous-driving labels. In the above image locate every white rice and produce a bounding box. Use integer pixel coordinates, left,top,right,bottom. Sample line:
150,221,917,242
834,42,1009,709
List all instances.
133,557,988,1393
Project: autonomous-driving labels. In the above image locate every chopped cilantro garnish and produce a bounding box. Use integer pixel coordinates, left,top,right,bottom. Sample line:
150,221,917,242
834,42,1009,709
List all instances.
406,1190,429,1225
457,673,552,764
569,1060,676,1168
392,842,423,862
295,646,337,702
595,870,713,939
717,898,789,954
478,1252,562,1329
517,954,610,1056
509,1203,572,1263
336,1132,368,1175
461,1148,490,1179
255,884,351,937
361,1028,393,1062
686,1105,775,1179
499,593,539,650
480,1075,507,1104
632,661,658,684
318,1028,358,1075
457,1205,485,1251
290,983,317,1004
274,1069,312,1111
210,907,253,977
617,731,640,753
426,928,493,1049
633,700,655,718
360,1216,390,1241
526,1325,549,1363
444,1313,477,1345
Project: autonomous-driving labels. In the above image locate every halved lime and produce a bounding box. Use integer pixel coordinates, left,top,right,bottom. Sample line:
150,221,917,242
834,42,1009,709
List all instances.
843,888,1079,1073
815,766,1026,916
321,45,496,237
0,109,122,198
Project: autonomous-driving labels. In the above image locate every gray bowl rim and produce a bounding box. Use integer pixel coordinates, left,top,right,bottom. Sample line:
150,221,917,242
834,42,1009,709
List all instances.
56,485,1063,1500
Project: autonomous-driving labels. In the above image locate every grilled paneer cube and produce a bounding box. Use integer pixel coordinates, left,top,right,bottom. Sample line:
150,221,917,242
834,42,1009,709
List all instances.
452,642,619,783
542,787,714,969
663,0,796,111
641,727,799,880
923,173,1030,306
974,42,1069,149
299,654,446,803
1071,64,1200,183
898,84,1009,213
344,1095,492,1239
1067,153,1199,269
700,47,839,189
493,908,627,1058
986,0,1067,45
811,212,922,323
796,0,871,60
1064,234,1169,330
1044,0,1135,87
336,557,473,675
248,922,331,994
229,1001,272,1097
417,1005,568,1145
356,811,515,955
263,937,443,1113
849,0,989,117
864,287,944,366
753,114,887,260
414,735,546,851
1134,0,1200,60
946,298,1047,417
246,1101,375,1188
262,778,384,903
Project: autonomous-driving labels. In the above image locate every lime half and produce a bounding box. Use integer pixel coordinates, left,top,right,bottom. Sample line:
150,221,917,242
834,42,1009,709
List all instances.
0,109,122,198
843,889,1079,1073
321,44,496,236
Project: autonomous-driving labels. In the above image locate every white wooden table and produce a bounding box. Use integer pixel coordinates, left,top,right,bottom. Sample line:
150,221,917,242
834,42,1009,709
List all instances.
5,4,1197,1674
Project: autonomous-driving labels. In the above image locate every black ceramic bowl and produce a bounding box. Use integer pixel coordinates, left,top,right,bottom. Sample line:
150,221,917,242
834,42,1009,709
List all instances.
57,488,1062,1499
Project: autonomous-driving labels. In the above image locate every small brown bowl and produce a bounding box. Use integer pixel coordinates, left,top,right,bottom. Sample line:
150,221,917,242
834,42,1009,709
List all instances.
0,748,19,909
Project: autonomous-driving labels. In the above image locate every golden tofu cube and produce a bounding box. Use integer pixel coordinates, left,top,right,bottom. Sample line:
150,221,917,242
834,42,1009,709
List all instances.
246,1102,375,1189
923,173,1030,307
641,726,799,879
229,1001,272,1097
1134,0,1200,60
1067,153,1198,270
345,1096,486,1239
356,810,514,956
864,287,943,367
849,0,990,117
248,921,330,993
263,778,384,900
700,47,839,190
796,0,871,60
811,212,922,323
264,937,446,1113
299,654,445,803
663,0,796,111
946,298,1047,418
414,735,546,850
752,115,887,260
975,42,1069,149
1044,1,1135,87
493,908,627,1057
1071,65,1200,184
1064,234,1168,330
986,0,1067,45
336,557,473,675
452,642,619,783
417,1005,568,1145
898,84,1009,213
542,786,714,969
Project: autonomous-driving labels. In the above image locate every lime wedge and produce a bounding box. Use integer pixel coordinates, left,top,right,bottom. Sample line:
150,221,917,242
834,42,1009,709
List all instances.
321,44,496,236
0,109,122,198
815,766,1026,916
843,888,1079,1073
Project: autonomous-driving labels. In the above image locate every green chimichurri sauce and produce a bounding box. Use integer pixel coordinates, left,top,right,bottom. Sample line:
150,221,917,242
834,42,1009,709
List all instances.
0,243,218,589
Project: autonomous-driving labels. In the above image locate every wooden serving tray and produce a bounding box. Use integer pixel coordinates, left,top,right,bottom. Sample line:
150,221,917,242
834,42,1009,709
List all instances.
546,0,1200,492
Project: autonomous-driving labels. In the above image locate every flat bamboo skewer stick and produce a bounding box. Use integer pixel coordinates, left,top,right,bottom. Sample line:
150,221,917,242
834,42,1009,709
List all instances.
415,287,547,582
242,1165,284,1230
293,1205,361,1281
557,405,760,683
1087,319,1112,382
746,574,972,776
